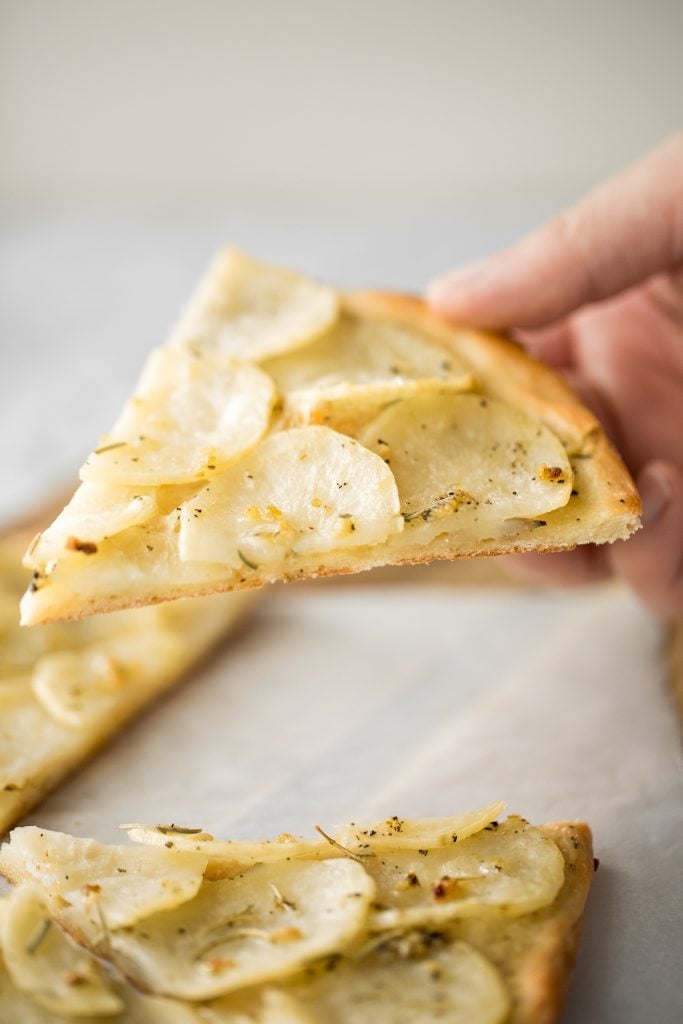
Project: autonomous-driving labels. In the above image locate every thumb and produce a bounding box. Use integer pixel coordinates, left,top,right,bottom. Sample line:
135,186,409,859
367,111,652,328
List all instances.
608,460,683,619
427,133,683,329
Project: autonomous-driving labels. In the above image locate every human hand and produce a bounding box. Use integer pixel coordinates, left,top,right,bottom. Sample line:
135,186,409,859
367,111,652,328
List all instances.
427,134,683,618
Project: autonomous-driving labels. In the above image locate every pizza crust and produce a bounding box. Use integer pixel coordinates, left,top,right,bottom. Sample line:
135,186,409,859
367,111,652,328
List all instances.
19,271,640,625
453,822,594,1024
0,814,593,1022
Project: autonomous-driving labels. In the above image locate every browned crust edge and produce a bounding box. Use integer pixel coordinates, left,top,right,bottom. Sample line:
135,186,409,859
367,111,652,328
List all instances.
511,822,594,1024
346,292,601,450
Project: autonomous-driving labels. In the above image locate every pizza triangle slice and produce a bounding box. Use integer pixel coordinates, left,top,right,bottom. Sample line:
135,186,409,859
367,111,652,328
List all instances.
21,249,640,624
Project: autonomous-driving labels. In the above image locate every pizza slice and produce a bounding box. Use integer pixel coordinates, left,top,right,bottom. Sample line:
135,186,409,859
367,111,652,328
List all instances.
20,249,640,625
0,527,257,834
0,804,594,1022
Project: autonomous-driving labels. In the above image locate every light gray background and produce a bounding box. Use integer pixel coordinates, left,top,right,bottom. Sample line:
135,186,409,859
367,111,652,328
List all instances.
1,0,682,205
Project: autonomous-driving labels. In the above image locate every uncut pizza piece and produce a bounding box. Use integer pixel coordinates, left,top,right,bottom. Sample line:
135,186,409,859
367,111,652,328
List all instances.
20,250,640,624
0,807,593,1023
0,528,257,834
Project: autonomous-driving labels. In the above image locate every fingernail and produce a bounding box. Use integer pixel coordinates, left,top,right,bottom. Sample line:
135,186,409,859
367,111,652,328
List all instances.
427,262,487,309
638,463,672,526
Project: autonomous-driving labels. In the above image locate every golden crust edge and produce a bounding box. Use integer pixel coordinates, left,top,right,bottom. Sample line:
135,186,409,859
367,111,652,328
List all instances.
346,291,599,448
510,821,594,1024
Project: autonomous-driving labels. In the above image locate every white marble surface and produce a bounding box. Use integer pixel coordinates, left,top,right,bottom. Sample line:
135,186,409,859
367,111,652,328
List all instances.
1,210,682,1022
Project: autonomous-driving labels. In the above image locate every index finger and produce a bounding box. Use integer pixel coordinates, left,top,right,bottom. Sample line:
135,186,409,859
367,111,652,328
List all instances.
428,133,683,329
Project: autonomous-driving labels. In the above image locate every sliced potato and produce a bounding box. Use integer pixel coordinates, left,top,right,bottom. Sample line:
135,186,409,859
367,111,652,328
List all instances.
262,311,469,393
0,827,208,929
24,484,157,570
171,249,339,362
124,826,339,877
258,989,319,1024
0,958,91,1024
361,392,573,531
283,375,475,437
365,818,565,930
80,348,276,486
122,990,208,1024
31,648,123,729
292,933,509,1024
0,884,123,1017
334,802,505,852
31,627,181,729
0,678,68,790
0,949,206,1024
178,426,403,568
202,988,317,1024
104,858,374,1000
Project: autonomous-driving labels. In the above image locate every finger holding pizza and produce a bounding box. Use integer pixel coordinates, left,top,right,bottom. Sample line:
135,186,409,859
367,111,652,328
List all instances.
428,134,683,618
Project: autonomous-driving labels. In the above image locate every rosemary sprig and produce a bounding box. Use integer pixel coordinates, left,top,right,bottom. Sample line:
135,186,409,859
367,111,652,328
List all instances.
237,550,259,570
93,441,128,455
314,825,375,863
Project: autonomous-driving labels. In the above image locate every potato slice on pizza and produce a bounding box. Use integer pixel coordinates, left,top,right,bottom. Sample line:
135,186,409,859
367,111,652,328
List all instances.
21,250,640,624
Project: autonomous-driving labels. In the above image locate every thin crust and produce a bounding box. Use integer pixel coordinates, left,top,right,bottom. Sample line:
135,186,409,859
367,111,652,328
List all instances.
20,288,640,624
452,821,594,1024
0,817,593,1020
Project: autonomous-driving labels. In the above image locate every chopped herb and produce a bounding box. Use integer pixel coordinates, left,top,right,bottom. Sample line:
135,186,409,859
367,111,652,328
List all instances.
314,825,375,863
237,550,259,571
26,919,52,955
154,824,205,835
270,882,297,911
93,441,127,455
404,489,473,523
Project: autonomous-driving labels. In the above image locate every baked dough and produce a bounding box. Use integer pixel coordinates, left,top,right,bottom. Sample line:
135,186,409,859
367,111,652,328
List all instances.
0,808,593,1023
20,250,640,625
0,527,257,835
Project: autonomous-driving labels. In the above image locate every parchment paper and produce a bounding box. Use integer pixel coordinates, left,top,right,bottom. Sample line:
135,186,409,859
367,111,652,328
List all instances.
19,581,683,1023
